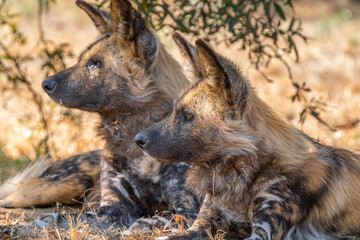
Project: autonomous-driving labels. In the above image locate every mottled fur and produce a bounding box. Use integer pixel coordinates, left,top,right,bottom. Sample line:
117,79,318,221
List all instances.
137,35,360,239
0,150,101,208
40,0,201,228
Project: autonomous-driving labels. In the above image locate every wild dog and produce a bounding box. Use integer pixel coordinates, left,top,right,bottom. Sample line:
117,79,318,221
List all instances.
0,0,114,210
136,34,360,239
40,0,201,228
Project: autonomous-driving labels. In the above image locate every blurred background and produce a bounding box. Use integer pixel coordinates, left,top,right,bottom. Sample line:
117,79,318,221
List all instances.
0,0,359,181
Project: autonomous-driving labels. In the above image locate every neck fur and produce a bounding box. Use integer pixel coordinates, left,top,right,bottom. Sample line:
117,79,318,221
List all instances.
98,44,189,160
153,43,190,98
246,94,309,166
187,91,310,206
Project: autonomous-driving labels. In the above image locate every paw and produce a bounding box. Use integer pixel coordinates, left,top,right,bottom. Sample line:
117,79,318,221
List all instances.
153,230,209,240
128,216,172,231
31,213,85,230
30,211,119,231
31,213,74,229
96,203,141,227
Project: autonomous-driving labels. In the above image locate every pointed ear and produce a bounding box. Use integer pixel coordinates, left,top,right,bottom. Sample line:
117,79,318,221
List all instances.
195,39,249,111
173,32,202,78
76,0,112,34
111,0,159,70
195,39,233,105
110,0,132,36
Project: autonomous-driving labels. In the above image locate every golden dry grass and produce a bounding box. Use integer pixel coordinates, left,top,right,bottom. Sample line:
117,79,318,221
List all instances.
0,0,359,239
0,207,197,240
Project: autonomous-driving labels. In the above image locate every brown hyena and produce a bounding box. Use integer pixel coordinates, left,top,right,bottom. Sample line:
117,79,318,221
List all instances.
136,34,360,239
1,0,202,229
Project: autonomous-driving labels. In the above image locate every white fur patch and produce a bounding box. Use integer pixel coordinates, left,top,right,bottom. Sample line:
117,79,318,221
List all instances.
110,174,132,203
0,157,50,199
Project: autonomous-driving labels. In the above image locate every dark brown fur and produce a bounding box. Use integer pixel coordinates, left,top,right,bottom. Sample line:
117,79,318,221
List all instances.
41,0,202,227
137,35,360,239
1,0,202,229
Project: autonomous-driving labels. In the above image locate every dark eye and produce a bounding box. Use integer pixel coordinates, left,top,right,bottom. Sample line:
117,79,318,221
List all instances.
181,112,193,122
86,60,102,72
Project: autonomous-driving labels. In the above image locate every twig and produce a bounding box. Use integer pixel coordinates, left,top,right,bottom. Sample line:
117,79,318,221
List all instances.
23,0,46,57
0,40,51,156
37,0,45,44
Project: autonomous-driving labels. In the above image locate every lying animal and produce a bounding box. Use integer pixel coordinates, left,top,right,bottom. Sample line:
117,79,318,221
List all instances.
136,33,360,239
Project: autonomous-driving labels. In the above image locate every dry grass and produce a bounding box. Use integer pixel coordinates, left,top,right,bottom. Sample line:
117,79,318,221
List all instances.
0,207,196,239
0,0,360,239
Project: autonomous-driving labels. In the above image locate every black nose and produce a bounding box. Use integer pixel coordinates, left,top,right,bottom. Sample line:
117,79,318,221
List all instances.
42,78,57,94
135,133,148,148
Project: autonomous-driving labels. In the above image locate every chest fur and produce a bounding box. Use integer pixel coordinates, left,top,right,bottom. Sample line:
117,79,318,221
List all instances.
129,155,163,183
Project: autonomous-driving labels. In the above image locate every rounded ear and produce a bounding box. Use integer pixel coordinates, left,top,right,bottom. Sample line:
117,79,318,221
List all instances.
111,0,159,70
173,32,202,78
76,0,112,34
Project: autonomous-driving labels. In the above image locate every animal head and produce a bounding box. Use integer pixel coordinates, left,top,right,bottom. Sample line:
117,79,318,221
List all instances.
42,0,185,114
136,34,257,163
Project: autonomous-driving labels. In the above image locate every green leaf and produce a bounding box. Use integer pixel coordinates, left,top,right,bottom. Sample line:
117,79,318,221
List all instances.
263,1,272,22
14,158,21,167
229,17,236,31
274,2,286,20
288,17,295,31
288,36,299,61
2,54,11,60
